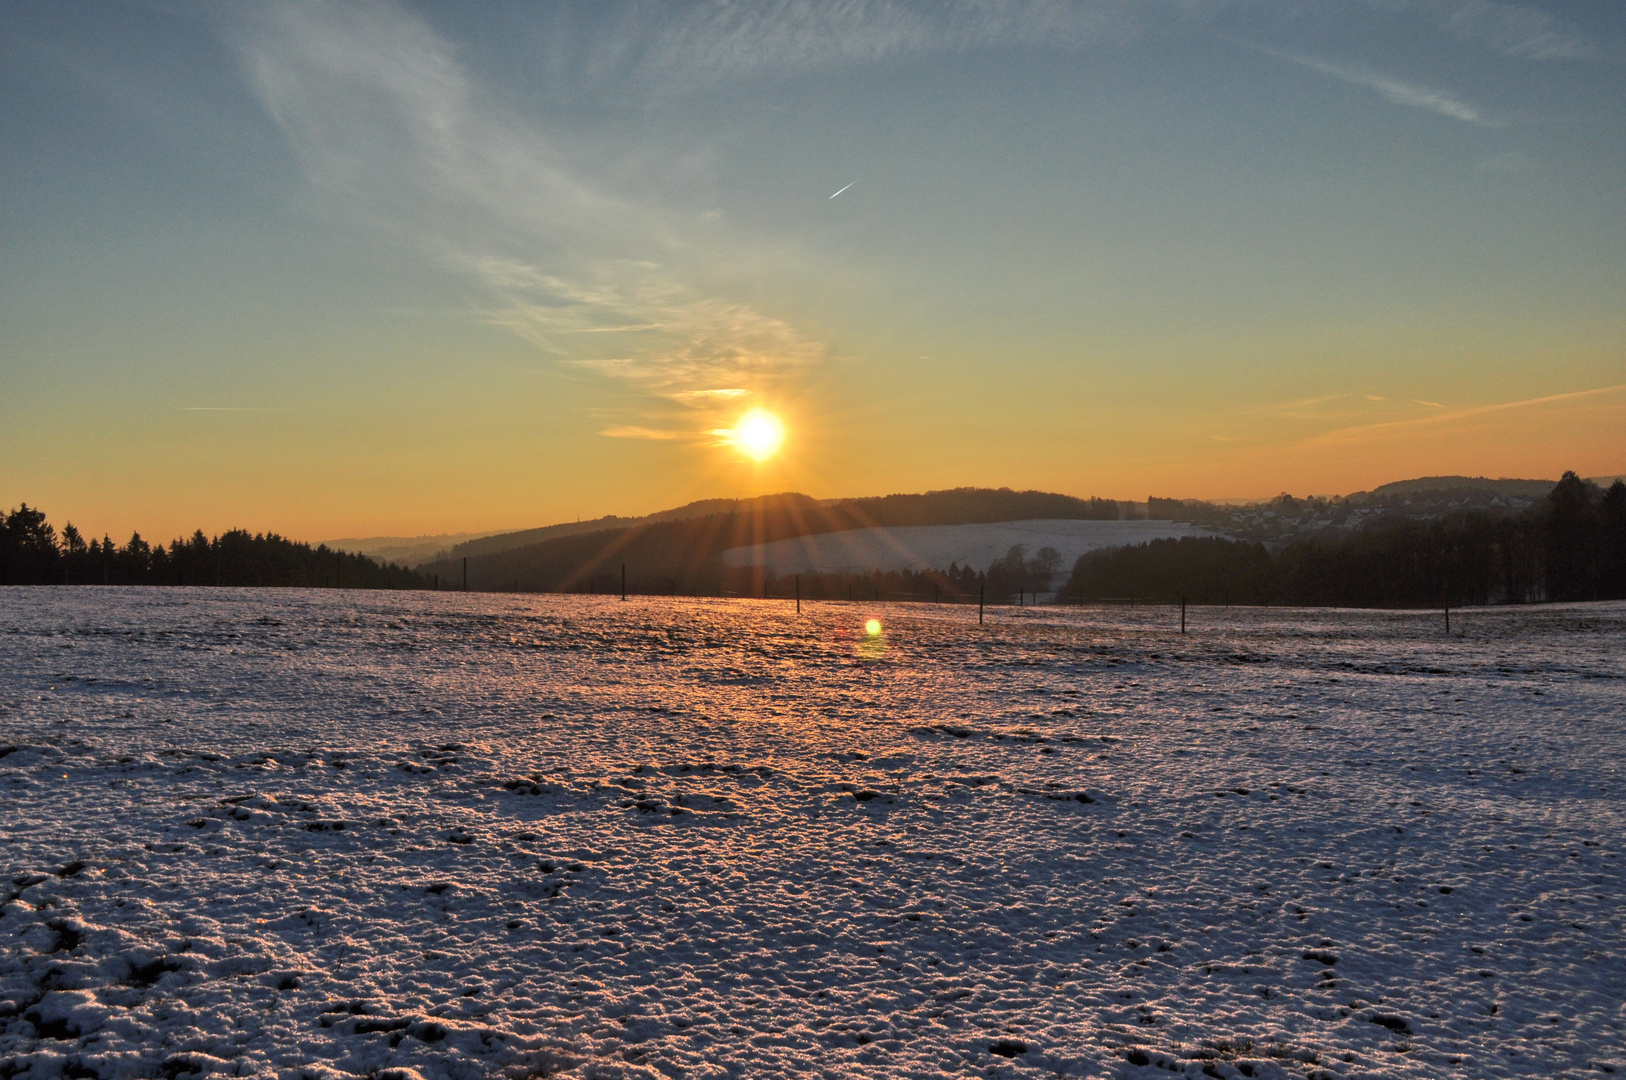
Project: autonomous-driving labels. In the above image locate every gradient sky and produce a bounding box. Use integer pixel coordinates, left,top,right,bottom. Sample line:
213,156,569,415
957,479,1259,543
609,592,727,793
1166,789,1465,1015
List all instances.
3,1,1623,542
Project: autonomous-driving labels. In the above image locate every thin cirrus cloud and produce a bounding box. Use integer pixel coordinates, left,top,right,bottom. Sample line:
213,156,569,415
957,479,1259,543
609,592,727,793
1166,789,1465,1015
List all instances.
221,1,825,405
467,258,825,397
1296,383,1626,448
622,0,1159,85
1360,0,1598,61
1256,45,1500,126
219,0,1583,445
618,0,1597,95
598,426,686,441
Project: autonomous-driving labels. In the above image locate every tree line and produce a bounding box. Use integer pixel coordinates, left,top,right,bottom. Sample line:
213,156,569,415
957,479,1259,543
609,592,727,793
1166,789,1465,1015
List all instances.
0,504,429,590
714,544,1064,605
1063,473,1626,607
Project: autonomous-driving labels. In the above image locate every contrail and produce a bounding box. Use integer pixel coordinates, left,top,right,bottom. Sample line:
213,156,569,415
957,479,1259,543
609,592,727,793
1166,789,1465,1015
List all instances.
829,182,854,199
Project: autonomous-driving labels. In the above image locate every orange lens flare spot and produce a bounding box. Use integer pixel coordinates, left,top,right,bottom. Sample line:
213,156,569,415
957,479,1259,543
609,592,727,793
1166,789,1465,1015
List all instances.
864,619,882,637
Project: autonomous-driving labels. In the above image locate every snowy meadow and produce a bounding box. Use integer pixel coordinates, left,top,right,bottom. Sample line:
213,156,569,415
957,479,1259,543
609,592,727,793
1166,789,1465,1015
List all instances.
1,589,1622,1079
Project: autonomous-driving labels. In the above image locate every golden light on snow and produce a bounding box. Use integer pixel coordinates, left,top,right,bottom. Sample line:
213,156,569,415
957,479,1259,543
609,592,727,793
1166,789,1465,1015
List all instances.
729,409,786,461
865,618,882,637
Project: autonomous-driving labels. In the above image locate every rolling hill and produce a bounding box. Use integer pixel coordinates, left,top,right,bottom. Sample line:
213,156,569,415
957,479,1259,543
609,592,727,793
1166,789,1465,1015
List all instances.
414,488,1123,594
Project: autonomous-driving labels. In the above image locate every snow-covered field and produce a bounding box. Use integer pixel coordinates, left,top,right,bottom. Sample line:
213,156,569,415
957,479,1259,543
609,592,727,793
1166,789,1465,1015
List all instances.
720,520,1217,579
1,589,1622,1080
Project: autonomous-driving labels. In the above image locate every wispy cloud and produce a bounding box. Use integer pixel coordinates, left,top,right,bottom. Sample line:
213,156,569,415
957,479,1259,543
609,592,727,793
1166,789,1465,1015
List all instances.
1298,383,1626,448
576,0,1597,92
624,0,1165,87
599,426,686,441
221,1,826,404
671,389,749,402
469,258,825,396
1258,45,1500,126
1362,0,1597,61
1265,393,1391,422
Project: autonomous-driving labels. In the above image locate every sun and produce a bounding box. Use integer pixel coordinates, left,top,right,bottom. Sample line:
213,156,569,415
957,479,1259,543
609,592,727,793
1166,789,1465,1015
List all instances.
730,408,786,461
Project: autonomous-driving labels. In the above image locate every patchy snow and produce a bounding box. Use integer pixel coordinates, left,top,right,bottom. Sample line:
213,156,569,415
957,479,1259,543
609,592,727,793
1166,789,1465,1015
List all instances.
1,588,1622,1080
720,520,1218,577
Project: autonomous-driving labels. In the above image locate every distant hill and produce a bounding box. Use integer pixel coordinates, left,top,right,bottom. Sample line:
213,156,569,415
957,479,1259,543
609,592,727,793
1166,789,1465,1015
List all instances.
1367,476,1558,499
416,487,1122,592
402,472,1626,593
320,531,505,566
1149,472,1624,546
442,498,746,562
423,488,1122,569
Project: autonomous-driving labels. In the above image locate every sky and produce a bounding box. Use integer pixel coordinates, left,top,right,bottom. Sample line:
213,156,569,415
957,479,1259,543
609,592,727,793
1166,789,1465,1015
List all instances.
2,0,1623,542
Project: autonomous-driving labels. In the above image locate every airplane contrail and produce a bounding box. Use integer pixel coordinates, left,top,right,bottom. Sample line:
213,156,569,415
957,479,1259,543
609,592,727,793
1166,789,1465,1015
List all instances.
829,182,854,199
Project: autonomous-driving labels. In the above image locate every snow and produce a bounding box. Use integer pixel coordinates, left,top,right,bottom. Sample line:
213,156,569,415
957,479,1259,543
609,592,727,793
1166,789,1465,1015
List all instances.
1,587,1623,1079
719,520,1218,577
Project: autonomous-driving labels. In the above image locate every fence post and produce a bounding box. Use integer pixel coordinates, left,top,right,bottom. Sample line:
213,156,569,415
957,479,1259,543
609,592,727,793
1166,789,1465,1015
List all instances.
622,563,627,601
1180,597,1186,634
462,557,468,592
979,582,984,625
796,574,800,614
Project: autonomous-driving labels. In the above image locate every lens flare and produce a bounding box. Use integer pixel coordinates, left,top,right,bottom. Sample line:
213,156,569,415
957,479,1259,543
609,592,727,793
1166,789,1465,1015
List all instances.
730,409,785,461
865,618,882,636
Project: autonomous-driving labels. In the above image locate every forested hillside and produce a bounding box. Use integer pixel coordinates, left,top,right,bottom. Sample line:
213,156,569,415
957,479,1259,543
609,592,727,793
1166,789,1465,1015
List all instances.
433,487,1123,566
416,487,1122,592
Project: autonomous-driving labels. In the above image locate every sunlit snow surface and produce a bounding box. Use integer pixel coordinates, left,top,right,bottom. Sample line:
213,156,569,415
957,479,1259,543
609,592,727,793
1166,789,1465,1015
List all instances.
1,590,1623,1080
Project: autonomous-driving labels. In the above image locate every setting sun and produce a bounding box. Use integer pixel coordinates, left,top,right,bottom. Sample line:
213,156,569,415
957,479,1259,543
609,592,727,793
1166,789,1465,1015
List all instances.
730,409,786,462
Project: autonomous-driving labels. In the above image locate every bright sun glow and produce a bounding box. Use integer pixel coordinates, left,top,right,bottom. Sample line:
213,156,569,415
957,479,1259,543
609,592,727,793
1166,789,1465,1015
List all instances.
865,619,882,637
731,409,785,461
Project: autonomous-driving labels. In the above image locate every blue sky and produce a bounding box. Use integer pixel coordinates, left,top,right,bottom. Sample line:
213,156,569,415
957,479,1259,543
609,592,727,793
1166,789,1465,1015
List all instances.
2,1,1622,539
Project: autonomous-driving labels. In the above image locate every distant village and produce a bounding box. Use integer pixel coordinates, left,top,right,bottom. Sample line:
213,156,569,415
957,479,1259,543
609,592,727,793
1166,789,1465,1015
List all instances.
1147,476,1564,546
